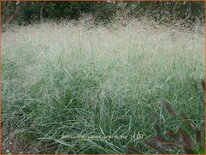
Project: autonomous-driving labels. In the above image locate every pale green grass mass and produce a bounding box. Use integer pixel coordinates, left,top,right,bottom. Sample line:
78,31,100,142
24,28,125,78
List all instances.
2,19,204,153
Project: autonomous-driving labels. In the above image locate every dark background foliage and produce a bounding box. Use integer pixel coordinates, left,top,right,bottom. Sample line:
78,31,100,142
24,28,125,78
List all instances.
1,1,205,25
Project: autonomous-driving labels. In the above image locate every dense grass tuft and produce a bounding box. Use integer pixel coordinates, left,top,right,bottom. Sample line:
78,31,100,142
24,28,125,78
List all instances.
2,18,204,153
